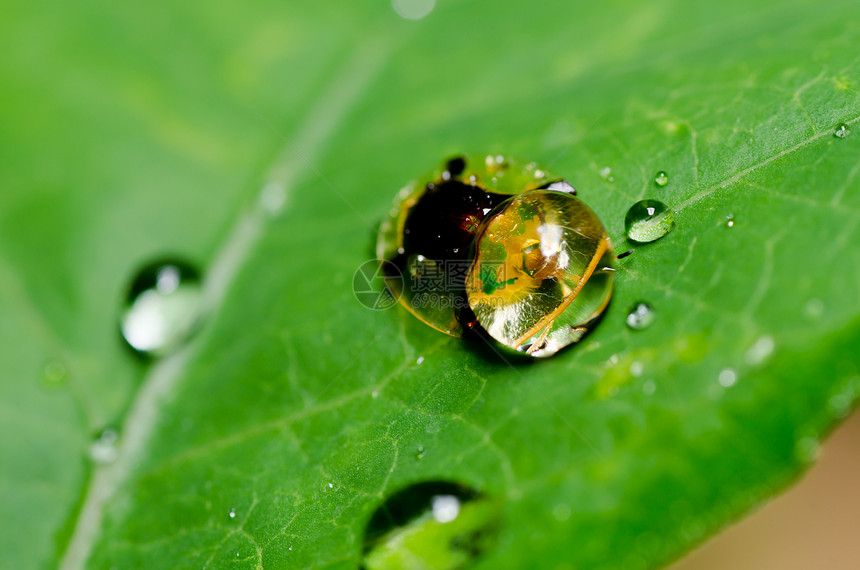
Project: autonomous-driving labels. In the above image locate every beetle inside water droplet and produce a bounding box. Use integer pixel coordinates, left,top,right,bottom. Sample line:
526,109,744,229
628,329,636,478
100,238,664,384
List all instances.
376,154,615,358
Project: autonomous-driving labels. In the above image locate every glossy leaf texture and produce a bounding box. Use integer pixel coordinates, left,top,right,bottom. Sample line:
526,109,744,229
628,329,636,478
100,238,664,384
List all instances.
1,0,859,568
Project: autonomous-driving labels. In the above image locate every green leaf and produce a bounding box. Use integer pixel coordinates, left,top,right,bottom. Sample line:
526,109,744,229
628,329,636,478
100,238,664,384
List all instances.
2,0,859,568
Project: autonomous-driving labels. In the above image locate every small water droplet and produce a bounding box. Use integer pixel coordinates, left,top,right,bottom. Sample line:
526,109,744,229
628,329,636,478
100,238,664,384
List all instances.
362,482,499,570
328,482,334,489
416,356,424,365
725,213,735,228
805,297,825,318
42,361,67,386
371,390,379,399
718,368,737,388
599,166,614,182
415,445,425,460
629,361,644,377
795,436,820,463
744,335,775,365
828,393,852,418
654,171,669,187
626,302,655,331
259,181,287,214
228,508,237,519
120,259,203,357
552,503,571,522
624,200,675,243
89,428,119,464
834,123,850,139
391,0,435,20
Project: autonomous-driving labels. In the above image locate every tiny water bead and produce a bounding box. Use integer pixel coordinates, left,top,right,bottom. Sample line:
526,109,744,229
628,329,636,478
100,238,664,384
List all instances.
120,259,203,356
361,481,500,570
725,213,735,228
654,171,669,187
42,361,67,386
718,368,738,388
834,123,850,139
89,428,119,464
626,302,655,331
599,166,614,182
624,200,675,243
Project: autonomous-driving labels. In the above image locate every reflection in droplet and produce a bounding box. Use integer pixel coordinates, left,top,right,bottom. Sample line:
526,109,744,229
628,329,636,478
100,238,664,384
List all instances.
626,302,655,331
121,259,203,357
362,482,499,570
834,123,850,139
391,0,435,20
624,200,675,243
89,428,119,464
654,171,669,187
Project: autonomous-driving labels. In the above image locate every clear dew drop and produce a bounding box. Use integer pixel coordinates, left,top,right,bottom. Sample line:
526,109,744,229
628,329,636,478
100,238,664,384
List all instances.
42,361,67,386
415,445,425,460
624,200,675,243
834,123,850,139
744,335,775,365
552,503,572,522
654,171,669,187
228,508,237,520
718,368,738,388
89,428,119,464
391,0,435,20
362,482,499,570
795,436,820,463
120,259,203,357
626,302,656,331
805,297,825,318
599,166,614,182
725,213,735,228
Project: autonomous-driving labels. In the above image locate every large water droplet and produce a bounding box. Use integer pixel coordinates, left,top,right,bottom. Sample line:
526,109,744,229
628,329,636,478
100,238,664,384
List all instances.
626,302,655,330
89,428,119,464
120,259,203,356
362,482,499,570
834,123,850,139
654,171,669,187
624,200,675,243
